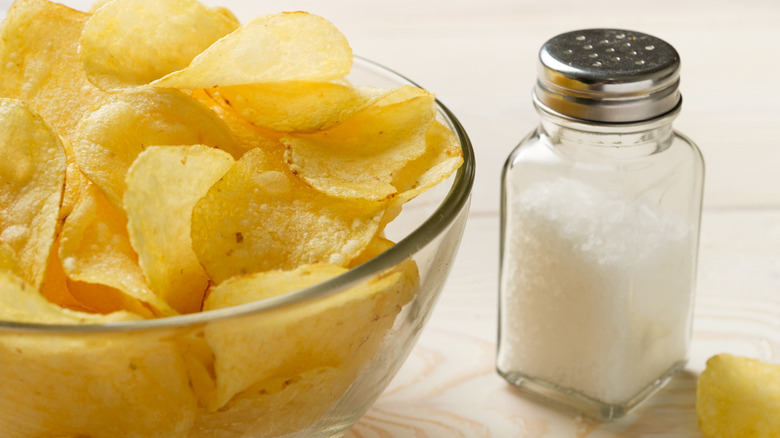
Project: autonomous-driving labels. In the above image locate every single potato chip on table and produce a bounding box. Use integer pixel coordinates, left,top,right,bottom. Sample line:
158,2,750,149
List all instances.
697,354,780,438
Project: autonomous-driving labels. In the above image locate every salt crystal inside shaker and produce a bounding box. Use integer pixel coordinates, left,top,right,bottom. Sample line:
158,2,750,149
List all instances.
497,28,705,421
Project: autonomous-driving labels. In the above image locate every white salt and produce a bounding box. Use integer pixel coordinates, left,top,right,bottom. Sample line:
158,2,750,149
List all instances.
499,177,695,404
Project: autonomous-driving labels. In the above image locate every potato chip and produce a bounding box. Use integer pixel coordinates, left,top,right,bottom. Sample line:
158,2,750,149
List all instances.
80,0,239,89
0,98,66,290
89,0,111,11
0,242,23,280
190,88,285,155
190,366,354,437
43,232,156,316
70,87,241,211
59,183,176,317
191,147,386,283
202,259,419,407
347,235,396,268
125,145,234,313
393,120,464,203
281,87,436,201
1,270,79,324
697,354,780,438
39,237,95,313
216,82,389,132
0,0,106,138
153,11,352,89
58,157,92,226
0,323,199,438
174,329,218,410
0,270,141,324
0,0,110,226
203,263,347,310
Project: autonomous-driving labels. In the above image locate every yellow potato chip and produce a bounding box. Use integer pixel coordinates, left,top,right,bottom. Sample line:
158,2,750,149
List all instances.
202,260,419,408
174,329,218,410
0,0,110,226
0,0,106,138
124,145,234,314
203,263,347,310
191,147,386,283
216,82,388,132
697,354,780,438
42,233,157,317
0,242,23,279
0,270,141,324
393,120,464,203
347,235,396,268
190,366,354,437
39,237,95,313
59,183,176,317
80,0,239,89
153,11,352,89
281,87,436,201
70,87,241,211
1,270,79,324
89,0,111,11
58,158,92,226
190,88,285,155
0,98,66,290
0,323,199,438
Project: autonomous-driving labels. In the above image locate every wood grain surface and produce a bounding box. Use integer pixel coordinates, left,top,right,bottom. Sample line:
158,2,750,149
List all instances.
5,0,778,435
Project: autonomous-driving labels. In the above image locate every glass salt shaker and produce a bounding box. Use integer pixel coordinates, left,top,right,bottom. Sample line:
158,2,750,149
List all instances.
497,29,704,421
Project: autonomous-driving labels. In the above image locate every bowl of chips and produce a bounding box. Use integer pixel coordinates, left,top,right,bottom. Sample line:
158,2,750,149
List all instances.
0,0,474,436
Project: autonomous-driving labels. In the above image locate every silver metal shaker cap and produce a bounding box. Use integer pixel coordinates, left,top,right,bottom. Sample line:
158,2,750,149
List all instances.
534,29,681,123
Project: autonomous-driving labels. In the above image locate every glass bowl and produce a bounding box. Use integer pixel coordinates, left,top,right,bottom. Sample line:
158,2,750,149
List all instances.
0,57,474,438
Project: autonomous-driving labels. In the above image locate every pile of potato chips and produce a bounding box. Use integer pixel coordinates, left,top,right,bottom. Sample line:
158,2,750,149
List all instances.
0,0,463,435
0,0,462,319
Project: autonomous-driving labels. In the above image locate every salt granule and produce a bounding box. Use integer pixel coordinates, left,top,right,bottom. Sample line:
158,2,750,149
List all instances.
499,177,695,404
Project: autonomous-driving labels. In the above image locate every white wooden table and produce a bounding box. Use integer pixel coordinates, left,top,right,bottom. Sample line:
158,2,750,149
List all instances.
7,0,779,435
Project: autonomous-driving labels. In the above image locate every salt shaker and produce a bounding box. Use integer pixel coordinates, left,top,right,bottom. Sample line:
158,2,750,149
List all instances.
497,29,704,421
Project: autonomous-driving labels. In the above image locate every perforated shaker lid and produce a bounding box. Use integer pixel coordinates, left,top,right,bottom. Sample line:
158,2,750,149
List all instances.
534,29,681,123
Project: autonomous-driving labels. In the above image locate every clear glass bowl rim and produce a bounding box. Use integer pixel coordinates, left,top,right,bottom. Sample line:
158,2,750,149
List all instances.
0,56,475,333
